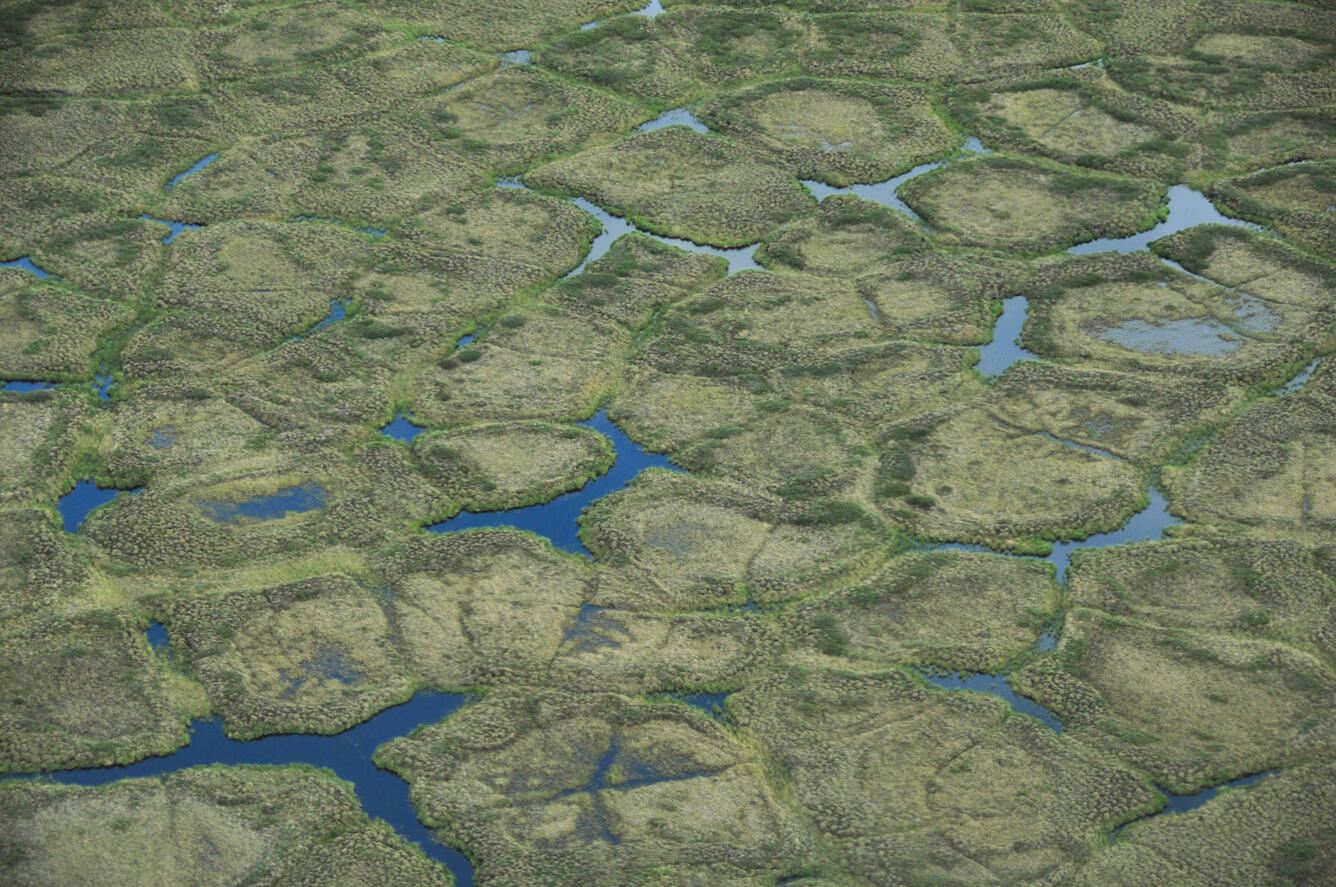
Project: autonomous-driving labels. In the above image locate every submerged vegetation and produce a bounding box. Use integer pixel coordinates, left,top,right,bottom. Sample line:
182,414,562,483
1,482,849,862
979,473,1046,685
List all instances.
2,0,1335,885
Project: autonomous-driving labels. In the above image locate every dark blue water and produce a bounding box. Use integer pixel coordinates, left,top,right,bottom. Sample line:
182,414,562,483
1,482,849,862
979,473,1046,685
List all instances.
198,482,326,523
915,669,1064,731
166,153,219,189
0,256,53,278
6,690,475,884
1068,185,1262,255
57,480,140,533
801,138,988,224
139,215,204,244
426,410,680,555
976,296,1039,378
456,332,475,347
636,108,709,134
2,380,58,391
382,413,425,442
1112,770,1273,842
146,621,169,650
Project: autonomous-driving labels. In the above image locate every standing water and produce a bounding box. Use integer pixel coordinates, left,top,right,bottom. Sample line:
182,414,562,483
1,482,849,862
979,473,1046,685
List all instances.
976,296,1039,378
4,691,477,885
1068,185,1262,255
426,410,681,555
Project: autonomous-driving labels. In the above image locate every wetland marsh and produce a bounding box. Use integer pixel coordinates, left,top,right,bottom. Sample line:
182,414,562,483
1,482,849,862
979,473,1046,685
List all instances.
3,0,1335,885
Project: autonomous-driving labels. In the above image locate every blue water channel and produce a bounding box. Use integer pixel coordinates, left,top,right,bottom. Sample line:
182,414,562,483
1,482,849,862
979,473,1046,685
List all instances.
582,0,664,29
976,296,1039,377
166,153,219,189
500,177,760,276
57,480,141,533
636,107,709,134
1112,770,1274,843
426,410,679,555
140,215,204,244
0,256,54,278
1068,185,1262,255
802,138,989,225
2,380,58,392
568,197,761,276
916,670,1063,731
7,690,477,885
1279,358,1322,395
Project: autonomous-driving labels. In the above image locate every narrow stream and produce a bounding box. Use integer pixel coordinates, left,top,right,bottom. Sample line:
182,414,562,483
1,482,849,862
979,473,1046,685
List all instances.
139,215,204,244
1068,185,1262,255
1111,770,1274,843
975,295,1039,378
165,153,219,189
501,176,761,276
1,256,54,278
801,138,989,225
425,409,680,555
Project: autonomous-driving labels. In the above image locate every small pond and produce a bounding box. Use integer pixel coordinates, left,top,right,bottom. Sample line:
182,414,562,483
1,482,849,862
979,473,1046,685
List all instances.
57,480,141,533
381,412,426,442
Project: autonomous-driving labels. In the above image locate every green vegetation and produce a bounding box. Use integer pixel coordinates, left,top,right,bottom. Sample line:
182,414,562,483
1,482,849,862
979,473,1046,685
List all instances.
2,0,1335,884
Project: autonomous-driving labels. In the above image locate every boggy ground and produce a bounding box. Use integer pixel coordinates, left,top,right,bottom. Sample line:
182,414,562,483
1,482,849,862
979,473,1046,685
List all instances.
3,0,1336,885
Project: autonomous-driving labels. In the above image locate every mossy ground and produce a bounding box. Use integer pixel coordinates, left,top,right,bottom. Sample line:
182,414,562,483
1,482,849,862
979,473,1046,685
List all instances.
2,0,1335,884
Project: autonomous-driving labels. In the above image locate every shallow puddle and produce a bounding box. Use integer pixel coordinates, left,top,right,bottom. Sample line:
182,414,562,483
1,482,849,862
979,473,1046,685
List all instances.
2,380,58,392
57,480,140,533
1068,186,1261,255
198,482,326,524
636,107,709,134
426,410,680,555
146,621,169,651
976,296,1040,377
1095,317,1245,356
5,691,476,885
